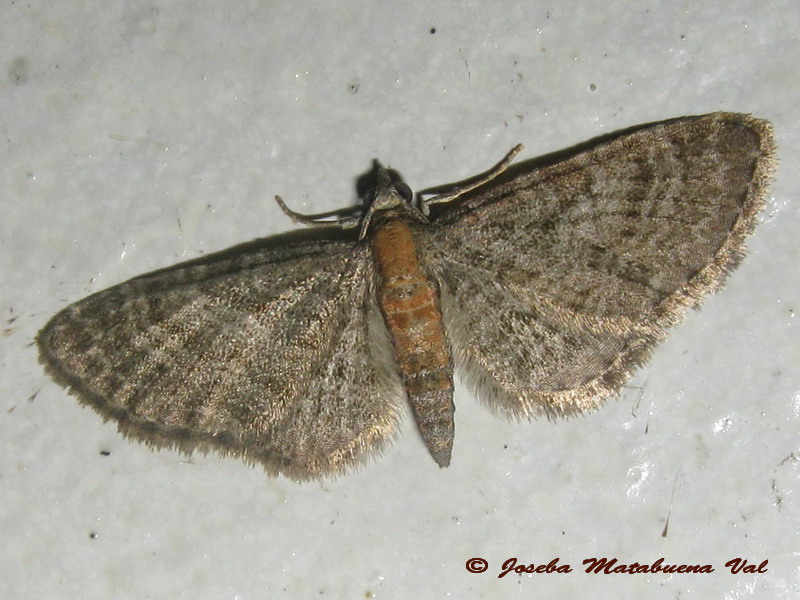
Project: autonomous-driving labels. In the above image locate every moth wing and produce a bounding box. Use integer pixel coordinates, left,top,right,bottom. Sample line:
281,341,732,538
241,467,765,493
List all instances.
38,238,404,480
419,113,775,417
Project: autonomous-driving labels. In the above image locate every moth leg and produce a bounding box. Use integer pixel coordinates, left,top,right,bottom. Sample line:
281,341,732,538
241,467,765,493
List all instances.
418,144,524,215
274,195,362,229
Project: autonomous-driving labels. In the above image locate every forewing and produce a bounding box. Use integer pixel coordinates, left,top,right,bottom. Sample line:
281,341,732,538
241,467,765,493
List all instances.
420,113,776,417
38,239,404,480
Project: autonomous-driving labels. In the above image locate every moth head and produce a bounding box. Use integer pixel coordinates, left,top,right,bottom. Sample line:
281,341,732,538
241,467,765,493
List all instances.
363,165,414,210
357,163,427,240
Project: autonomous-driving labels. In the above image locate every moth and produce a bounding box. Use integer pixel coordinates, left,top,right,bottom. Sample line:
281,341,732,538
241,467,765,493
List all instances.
38,113,776,480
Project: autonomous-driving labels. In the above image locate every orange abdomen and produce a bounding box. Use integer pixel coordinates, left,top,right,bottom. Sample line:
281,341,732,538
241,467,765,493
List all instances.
371,217,455,467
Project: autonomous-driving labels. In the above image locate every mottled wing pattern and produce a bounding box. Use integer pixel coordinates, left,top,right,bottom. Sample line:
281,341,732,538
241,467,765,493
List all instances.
419,113,776,418
38,240,404,480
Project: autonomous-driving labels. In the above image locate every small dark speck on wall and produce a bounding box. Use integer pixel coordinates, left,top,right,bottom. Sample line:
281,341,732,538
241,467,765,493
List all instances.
8,56,29,85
